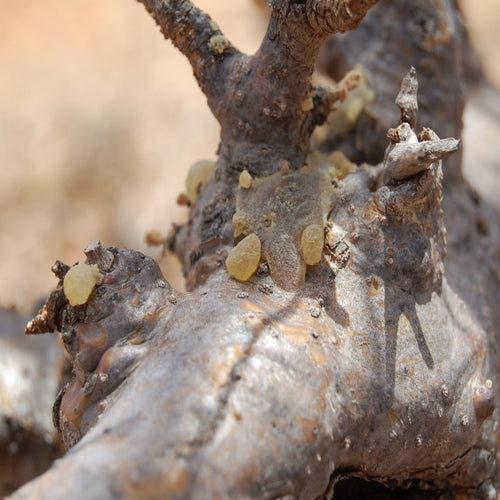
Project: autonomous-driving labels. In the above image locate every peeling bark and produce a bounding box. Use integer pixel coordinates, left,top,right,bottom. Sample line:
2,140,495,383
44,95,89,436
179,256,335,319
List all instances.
10,1,500,499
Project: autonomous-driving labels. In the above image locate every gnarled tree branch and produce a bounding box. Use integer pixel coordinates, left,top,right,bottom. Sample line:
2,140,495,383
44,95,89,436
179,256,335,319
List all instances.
10,1,500,499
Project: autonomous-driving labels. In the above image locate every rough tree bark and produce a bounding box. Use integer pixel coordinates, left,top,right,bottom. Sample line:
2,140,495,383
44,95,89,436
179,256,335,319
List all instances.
9,0,500,498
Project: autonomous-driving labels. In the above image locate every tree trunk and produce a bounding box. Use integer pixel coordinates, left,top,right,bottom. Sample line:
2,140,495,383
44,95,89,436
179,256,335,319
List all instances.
10,1,500,498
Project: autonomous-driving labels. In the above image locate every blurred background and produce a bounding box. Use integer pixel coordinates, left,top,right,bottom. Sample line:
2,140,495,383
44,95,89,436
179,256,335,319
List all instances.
0,0,499,312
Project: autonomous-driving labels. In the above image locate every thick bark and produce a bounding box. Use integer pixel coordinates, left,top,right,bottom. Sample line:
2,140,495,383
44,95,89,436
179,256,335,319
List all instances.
10,1,500,499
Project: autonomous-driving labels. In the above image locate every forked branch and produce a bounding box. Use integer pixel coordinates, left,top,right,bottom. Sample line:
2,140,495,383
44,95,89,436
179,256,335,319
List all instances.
137,0,379,174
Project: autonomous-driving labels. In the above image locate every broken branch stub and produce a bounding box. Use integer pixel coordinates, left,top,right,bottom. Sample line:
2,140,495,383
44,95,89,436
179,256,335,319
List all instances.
395,65,419,128
382,68,461,185
30,247,177,450
315,0,468,182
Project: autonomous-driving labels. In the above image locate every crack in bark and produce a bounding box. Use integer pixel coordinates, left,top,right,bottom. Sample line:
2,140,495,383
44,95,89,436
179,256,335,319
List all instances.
188,318,265,492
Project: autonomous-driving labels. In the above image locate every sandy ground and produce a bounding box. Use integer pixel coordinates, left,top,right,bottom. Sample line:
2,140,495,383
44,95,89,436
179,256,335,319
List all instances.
0,1,499,312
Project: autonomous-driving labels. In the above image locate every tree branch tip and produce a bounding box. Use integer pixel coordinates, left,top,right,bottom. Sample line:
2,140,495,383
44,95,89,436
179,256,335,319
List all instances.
396,66,419,128
25,312,49,336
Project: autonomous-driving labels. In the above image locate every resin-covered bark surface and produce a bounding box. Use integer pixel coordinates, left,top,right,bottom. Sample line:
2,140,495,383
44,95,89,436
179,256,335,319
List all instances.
11,0,500,499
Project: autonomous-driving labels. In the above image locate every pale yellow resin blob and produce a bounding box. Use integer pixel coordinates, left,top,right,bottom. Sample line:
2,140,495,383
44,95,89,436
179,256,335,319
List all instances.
63,263,103,306
300,224,325,265
226,233,261,282
185,159,216,203
238,169,253,189
209,34,230,54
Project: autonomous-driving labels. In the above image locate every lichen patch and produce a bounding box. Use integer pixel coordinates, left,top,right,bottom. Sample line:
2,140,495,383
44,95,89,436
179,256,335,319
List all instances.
209,34,230,55
239,169,253,189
